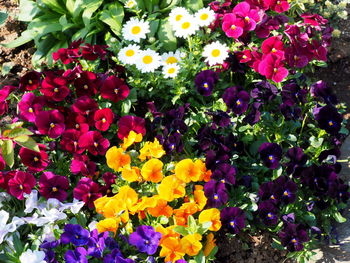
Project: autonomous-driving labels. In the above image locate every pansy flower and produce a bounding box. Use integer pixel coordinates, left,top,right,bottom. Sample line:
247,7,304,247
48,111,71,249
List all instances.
310,80,338,105
78,131,110,156
222,86,250,115
258,54,288,83
211,163,236,185
258,200,279,226
81,43,108,61
61,224,90,246
129,226,162,255
285,147,308,174
71,96,98,125
18,93,46,123
94,108,114,131
39,172,69,202
261,36,285,56
70,154,96,176
250,81,278,102
233,1,261,31
60,129,84,154
222,13,245,39
204,180,228,208
100,76,130,103
278,223,309,252
73,71,99,97
194,70,218,96
87,229,107,258
19,144,49,172
313,105,342,135
19,71,42,91
258,142,283,169
35,110,65,138
8,171,36,200
64,247,87,263
220,207,245,234
40,72,70,102
117,115,146,139
267,0,290,13
73,177,102,208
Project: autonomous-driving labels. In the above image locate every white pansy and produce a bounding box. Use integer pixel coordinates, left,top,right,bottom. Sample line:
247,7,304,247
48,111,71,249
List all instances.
59,198,85,214
19,249,46,263
195,7,216,27
24,190,39,214
202,41,229,66
122,17,150,43
88,221,98,231
135,49,162,73
118,44,141,65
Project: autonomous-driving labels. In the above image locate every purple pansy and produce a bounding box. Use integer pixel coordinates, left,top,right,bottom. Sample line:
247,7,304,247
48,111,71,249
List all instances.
278,223,309,252
222,86,250,115
220,207,246,234
128,225,161,255
313,105,342,135
61,224,90,246
194,70,219,96
64,247,88,263
258,200,279,226
258,142,283,169
204,180,229,208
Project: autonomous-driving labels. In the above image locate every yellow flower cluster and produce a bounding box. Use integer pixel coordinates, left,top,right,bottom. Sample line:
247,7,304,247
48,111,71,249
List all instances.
94,131,220,262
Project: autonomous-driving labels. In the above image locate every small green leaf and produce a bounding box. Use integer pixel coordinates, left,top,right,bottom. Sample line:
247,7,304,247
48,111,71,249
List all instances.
334,212,347,223
18,0,39,22
100,2,124,35
184,0,203,12
0,12,8,27
173,225,189,236
14,135,40,152
41,0,67,14
82,0,103,26
121,99,132,115
2,140,14,168
1,62,14,76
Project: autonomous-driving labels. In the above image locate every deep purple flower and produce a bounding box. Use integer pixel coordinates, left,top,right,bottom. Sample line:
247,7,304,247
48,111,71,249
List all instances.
40,240,60,250
281,82,308,106
128,225,161,255
278,223,309,252
222,86,250,115
313,105,342,135
258,181,279,203
103,249,134,263
157,132,184,154
39,172,69,202
311,82,334,105
61,224,90,246
220,207,245,234
211,163,236,185
87,229,108,258
250,81,278,102
208,110,231,128
258,200,279,226
280,103,302,121
319,148,341,173
64,247,88,263
194,70,219,96
274,176,298,204
258,142,282,169
204,180,228,208
282,213,295,224
243,102,261,125
286,147,307,174
35,110,65,138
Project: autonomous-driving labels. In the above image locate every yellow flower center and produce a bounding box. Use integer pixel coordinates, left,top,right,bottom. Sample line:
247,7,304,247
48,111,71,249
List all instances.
50,123,55,128
200,13,209,21
114,88,119,94
213,194,219,200
182,22,190,29
143,55,153,64
245,16,250,22
166,56,178,64
126,49,135,57
54,88,59,93
277,1,281,4
267,213,273,218
94,142,99,147
273,68,278,73
34,157,39,162
231,25,236,30
291,238,297,243
28,107,33,113
168,68,176,74
203,83,209,88
52,187,58,192
19,185,23,190
211,49,221,57
242,55,247,59
175,14,182,21
230,221,235,226
84,85,89,90
283,191,289,196
328,121,334,126
131,26,141,35
268,155,274,160
236,100,241,106
271,48,277,53
102,118,107,123
75,124,80,129
28,79,33,84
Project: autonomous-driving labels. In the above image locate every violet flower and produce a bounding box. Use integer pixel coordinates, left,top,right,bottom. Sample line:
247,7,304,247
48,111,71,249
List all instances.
129,226,161,255
61,224,90,246
204,180,228,208
64,247,88,263
258,142,283,169
258,200,279,226
194,70,218,96
313,105,342,135
222,86,250,115
278,223,309,252
220,207,245,234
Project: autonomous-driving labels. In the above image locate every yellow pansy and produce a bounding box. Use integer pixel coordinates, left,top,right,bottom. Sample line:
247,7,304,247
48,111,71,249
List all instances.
106,146,131,172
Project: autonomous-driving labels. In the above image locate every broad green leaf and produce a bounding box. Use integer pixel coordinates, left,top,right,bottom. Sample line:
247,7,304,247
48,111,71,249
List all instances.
0,12,8,27
2,140,14,168
72,27,90,41
2,30,35,48
160,0,181,11
157,19,177,51
173,225,189,236
184,0,203,12
18,0,39,22
194,251,205,263
149,19,160,37
334,212,347,223
82,0,103,26
41,0,67,14
59,15,75,31
29,21,62,36
5,122,24,130
134,0,145,11
8,128,33,138
72,0,85,18
65,0,75,15
121,99,132,115
100,2,124,35
14,135,40,152
1,62,14,76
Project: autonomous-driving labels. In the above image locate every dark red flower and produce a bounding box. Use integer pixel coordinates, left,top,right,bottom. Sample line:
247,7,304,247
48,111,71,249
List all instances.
78,131,110,156
35,110,66,138
74,71,99,97
301,13,328,28
18,93,46,123
100,76,130,103
60,129,84,154
117,115,146,139
39,172,69,201
81,43,108,61
40,72,70,101
8,171,36,200
70,154,96,176
65,110,89,133
94,108,114,131
71,96,98,126
267,0,290,13
19,71,42,91
73,177,102,208
19,144,49,172
52,40,83,64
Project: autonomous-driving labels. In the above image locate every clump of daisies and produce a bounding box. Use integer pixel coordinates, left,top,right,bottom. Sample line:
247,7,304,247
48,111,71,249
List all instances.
169,7,215,38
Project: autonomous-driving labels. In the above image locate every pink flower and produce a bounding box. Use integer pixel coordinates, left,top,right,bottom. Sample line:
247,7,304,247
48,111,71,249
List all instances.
40,72,70,102
261,36,285,56
39,172,69,201
236,50,252,63
94,108,114,131
18,93,46,122
233,2,261,31
70,154,96,176
222,13,245,39
19,71,42,91
100,76,130,103
246,0,270,10
73,71,99,97
78,131,110,156
73,177,102,208
8,171,36,200
267,0,290,13
117,115,146,139
0,154,5,170
0,85,15,101
258,54,288,83
35,110,66,138
60,129,84,154
301,13,328,28
19,144,49,172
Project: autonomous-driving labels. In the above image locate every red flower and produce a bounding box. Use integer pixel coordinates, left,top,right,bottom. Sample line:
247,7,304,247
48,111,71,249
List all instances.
78,131,110,156
65,110,89,133
19,144,49,172
0,171,16,191
39,172,69,201
73,177,102,208
40,72,70,102
258,54,288,83
301,13,328,28
261,36,285,56
81,43,108,61
73,71,99,97
18,93,46,123
19,71,42,91
0,85,15,116
267,0,290,13
60,129,84,154
236,50,252,63
117,115,146,139
70,154,96,176
8,171,36,200
100,76,130,103
71,96,98,126
52,40,83,64
94,108,114,131
35,110,66,138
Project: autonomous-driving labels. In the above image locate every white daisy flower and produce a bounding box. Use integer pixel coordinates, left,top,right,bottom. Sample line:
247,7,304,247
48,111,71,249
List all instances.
202,41,229,66
169,7,190,26
136,49,162,73
163,63,180,78
161,50,182,65
125,0,137,8
195,7,216,27
122,17,150,43
118,44,140,65
172,14,199,39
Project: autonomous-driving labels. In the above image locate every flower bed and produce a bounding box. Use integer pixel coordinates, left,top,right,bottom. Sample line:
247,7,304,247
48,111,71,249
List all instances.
0,0,349,262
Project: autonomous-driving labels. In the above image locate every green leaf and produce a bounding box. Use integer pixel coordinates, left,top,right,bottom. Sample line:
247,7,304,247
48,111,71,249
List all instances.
173,225,189,236
121,99,132,114
41,0,67,14
160,0,181,12
194,251,205,263
157,19,177,51
333,212,347,223
2,30,35,48
184,0,203,12
0,12,8,27
149,19,160,37
65,0,75,15
271,241,285,250
1,62,14,76
2,140,14,168
18,0,39,22
14,135,40,152
82,0,103,26
100,2,124,35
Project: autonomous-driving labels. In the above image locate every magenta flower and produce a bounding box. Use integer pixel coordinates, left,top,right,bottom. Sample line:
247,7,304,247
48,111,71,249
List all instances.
18,93,46,122
236,50,252,63
39,172,69,201
0,155,5,170
301,13,328,28
19,144,49,172
261,36,284,56
73,177,102,208
233,2,261,31
94,108,114,131
19,71,42,91
117,115,146,139
100,76,130,103
222,13,245,39
73,71,99,97
40,72,70,102
8,171,36,200
267,0,290,13
65,110,89,133
60,129,84,154
81,43,108,61
70,154,96,176
78,131,110,156
52,40,82,64
71,96,98,125
258,54,288,83
35,110,65,138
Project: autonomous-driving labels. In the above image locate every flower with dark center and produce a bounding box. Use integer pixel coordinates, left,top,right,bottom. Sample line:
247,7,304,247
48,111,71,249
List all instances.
280,103,302,121
285,147,308,174
313,105,342,135
19,71,42,91
78,131,110,156
8,171,36,200
222,86,250,115
258,200,279,226
194,70,219,96
258,142,282,169
39,172,69,202
73,177,102,208
220,207,245,234
35,110,65,138
94,108,114,132
128,225,162,255
211,163,236,185
250,80,278,102
101,75,130,103
310,80,338,105
117,115,146,139
18,93,46,123
204,180,228,208
19,144,49,172
278,223,309,252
